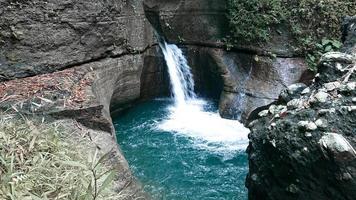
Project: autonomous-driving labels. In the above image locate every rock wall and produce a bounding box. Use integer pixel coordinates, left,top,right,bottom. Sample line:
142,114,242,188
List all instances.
0,0,174,124
143,0,309,123
246,18,356,200
0,0,145,78
214,50,308,121
0,0,171,108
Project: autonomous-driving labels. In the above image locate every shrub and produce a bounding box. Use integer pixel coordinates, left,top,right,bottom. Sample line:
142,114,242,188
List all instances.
226,0,356,70
226,0,287,44
0,114,118,200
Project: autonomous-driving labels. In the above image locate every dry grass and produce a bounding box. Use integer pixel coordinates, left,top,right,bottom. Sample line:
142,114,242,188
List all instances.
0,114,119,200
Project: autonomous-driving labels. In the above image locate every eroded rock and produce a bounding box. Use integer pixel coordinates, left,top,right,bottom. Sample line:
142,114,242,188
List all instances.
287,99,304,110
311,91,329,103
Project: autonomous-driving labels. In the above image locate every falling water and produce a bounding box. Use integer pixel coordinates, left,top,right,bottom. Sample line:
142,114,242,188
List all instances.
158,41,250,153
158,42,196,106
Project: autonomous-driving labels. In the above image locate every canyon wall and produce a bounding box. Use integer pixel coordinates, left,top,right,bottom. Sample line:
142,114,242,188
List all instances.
0,0,325,198
0,0,310,125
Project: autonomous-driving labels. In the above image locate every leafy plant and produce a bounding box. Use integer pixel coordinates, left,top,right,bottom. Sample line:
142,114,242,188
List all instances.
0,114,119,200
306,38,343,71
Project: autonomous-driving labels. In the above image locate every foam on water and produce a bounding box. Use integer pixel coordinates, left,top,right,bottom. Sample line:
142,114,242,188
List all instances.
158,41,250,152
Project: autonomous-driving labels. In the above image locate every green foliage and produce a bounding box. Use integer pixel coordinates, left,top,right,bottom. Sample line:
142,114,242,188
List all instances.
178,35,186,43
0,114,118,200
227,0,356,68
226,0,287,43
227,0,355,45
306,38,343,71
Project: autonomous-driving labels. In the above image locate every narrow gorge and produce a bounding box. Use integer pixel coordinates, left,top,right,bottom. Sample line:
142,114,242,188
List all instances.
0,0,355,200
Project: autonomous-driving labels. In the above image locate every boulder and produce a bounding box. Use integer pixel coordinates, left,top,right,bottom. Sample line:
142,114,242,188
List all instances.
280,83,308,102
317,52,355,84
287,99,304,110
246,17,356,200
319,133,356,162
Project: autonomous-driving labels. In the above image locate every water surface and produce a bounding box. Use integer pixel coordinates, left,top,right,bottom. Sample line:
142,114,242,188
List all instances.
114,99,248,200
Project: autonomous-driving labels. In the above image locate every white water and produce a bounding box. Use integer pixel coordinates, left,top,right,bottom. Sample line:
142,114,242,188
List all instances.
157,41,250,153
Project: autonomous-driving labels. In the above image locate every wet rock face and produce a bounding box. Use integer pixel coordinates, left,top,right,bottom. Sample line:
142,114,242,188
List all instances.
246,21,356,200
139,47,170,101
184,47,308,122
179,46,225,99
217,52,308,122
0,0,154,81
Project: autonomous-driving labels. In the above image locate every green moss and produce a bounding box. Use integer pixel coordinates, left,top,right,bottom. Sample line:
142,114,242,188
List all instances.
227,0,355,46
226,0,287,44
226,0,356,69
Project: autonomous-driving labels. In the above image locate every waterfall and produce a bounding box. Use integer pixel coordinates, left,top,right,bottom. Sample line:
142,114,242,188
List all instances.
159,42,196,107
158,41,250,153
